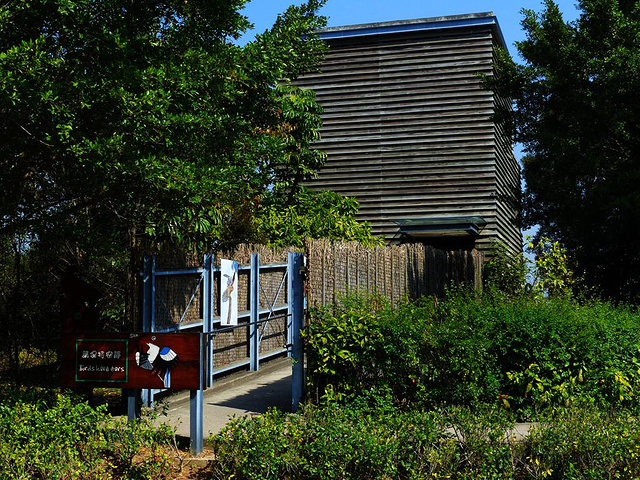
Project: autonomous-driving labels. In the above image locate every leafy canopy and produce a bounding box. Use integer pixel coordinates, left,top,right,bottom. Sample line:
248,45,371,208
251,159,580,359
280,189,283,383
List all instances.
256,187,382,249
486,0,640,301
0,0,328,251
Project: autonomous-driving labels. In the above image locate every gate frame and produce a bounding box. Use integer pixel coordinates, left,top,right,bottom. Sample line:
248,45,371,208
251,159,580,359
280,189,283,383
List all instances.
140,251,305,453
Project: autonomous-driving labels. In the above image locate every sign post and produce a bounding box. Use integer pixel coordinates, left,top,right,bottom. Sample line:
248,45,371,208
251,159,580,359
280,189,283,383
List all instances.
62,332,206,454
190,332,205,454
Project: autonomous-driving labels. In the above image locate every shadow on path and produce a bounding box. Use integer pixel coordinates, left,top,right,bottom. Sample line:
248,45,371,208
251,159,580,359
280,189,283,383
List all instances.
160,358,293,440
208,374,292,414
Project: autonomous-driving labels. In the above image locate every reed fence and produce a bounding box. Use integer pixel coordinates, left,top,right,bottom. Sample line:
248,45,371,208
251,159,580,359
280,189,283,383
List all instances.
304,239,483,308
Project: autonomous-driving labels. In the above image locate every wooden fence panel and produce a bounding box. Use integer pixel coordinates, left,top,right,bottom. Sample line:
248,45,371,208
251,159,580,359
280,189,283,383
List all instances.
151,241,483,365
305,239,483,308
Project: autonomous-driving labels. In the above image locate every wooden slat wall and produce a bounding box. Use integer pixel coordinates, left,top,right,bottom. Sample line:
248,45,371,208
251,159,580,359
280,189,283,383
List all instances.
296,22,520,254
492,48,523,254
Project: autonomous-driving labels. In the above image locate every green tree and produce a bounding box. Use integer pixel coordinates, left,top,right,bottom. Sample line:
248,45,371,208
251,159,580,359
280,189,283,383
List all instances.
256,187,382,248
527,236,575,299
0,0,328,327
482,241,527,297
485,0,640,301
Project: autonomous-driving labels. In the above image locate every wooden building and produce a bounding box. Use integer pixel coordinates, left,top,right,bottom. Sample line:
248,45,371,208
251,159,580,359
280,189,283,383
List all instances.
296,13,521,254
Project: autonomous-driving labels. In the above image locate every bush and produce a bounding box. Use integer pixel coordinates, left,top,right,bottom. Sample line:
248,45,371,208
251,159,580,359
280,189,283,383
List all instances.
483,241,527,297
524,405,640,479
0,389,174,479
527,236,576,299
210,402,640,480
256,187,383,248
304,293,437,406
305,290,640,415
212,291,640,479
210,403,518,480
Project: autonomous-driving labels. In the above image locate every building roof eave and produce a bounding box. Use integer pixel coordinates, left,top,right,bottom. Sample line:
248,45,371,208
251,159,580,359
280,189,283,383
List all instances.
394,216,488,238
318,12,509,52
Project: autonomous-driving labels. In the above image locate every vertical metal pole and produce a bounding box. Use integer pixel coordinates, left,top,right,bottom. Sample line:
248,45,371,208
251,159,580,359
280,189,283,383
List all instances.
126,389,138,423
141,255,155,407
142,254,153,331
249,253,260,371
190,334,204,455
126,388,140,441
288,252,304,412
151,256,156,332
203,254,213,387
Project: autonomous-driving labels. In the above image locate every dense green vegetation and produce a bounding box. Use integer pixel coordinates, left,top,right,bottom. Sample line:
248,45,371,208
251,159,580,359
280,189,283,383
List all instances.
485,0,640,302
0,0,328,253
211,403,640,480
255,187,382,249
0,390,174,479
4,279,640,478
2,0,640,476
304,291,640,416
210,238,640,478
208,290,640,479
0,0,378,376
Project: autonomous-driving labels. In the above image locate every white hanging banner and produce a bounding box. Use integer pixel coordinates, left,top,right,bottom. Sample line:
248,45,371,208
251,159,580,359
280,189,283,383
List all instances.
220,259,238,326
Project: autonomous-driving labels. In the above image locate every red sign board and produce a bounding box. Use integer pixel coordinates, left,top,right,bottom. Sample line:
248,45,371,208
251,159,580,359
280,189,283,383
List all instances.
61,332,204,390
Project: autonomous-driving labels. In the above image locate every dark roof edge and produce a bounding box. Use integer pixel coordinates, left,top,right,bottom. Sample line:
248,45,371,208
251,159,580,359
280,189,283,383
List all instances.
318,12,508,51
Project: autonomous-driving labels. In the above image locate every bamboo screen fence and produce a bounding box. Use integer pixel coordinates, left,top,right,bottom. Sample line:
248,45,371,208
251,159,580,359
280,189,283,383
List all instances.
304,239,483,308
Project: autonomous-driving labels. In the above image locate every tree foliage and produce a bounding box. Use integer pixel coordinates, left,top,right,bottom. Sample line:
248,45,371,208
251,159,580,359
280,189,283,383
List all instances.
483,241,528,297
256,187,382,249
486,0,640,301
527,236,575,299
0,0,338,353
0,0,328,251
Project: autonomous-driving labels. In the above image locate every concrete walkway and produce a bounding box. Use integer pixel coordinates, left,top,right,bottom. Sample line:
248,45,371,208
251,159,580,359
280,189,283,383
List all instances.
156,357,292,441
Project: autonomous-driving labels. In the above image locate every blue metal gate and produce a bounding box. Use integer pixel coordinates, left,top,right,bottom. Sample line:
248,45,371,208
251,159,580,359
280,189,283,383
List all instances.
141,251,305,411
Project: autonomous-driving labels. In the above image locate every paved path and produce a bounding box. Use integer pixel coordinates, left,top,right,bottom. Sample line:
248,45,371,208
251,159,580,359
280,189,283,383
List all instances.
156,357,292,441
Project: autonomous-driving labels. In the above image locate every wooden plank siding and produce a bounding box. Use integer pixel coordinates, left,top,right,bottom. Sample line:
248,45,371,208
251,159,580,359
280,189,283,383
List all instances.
295,14,521,255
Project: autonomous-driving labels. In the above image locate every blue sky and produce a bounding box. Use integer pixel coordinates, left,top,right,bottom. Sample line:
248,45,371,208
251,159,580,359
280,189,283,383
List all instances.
240,0,582,56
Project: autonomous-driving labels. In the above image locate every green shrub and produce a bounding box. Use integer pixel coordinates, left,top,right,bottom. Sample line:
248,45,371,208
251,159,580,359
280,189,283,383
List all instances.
210,403,520,479
306,290,640,415
527,236,576,299
483,241,527,297
524,405,640,479
210,404,486,480
210,403,640,480
304,292,437,407
256,187,383,248
303,293,384,403
489,297,640,414
214,290,640,479
0,390,173,479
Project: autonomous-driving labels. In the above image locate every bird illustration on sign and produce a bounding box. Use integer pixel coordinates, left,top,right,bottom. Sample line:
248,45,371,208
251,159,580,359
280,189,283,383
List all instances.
222,270,236,324
135,341,179,388
220,259,238,325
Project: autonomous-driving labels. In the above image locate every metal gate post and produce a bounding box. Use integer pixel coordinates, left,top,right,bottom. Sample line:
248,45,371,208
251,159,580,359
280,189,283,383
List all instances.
189,333,205,455
141,254,156,406
249,253,260,371
288,252,304,412
203,253,213,387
